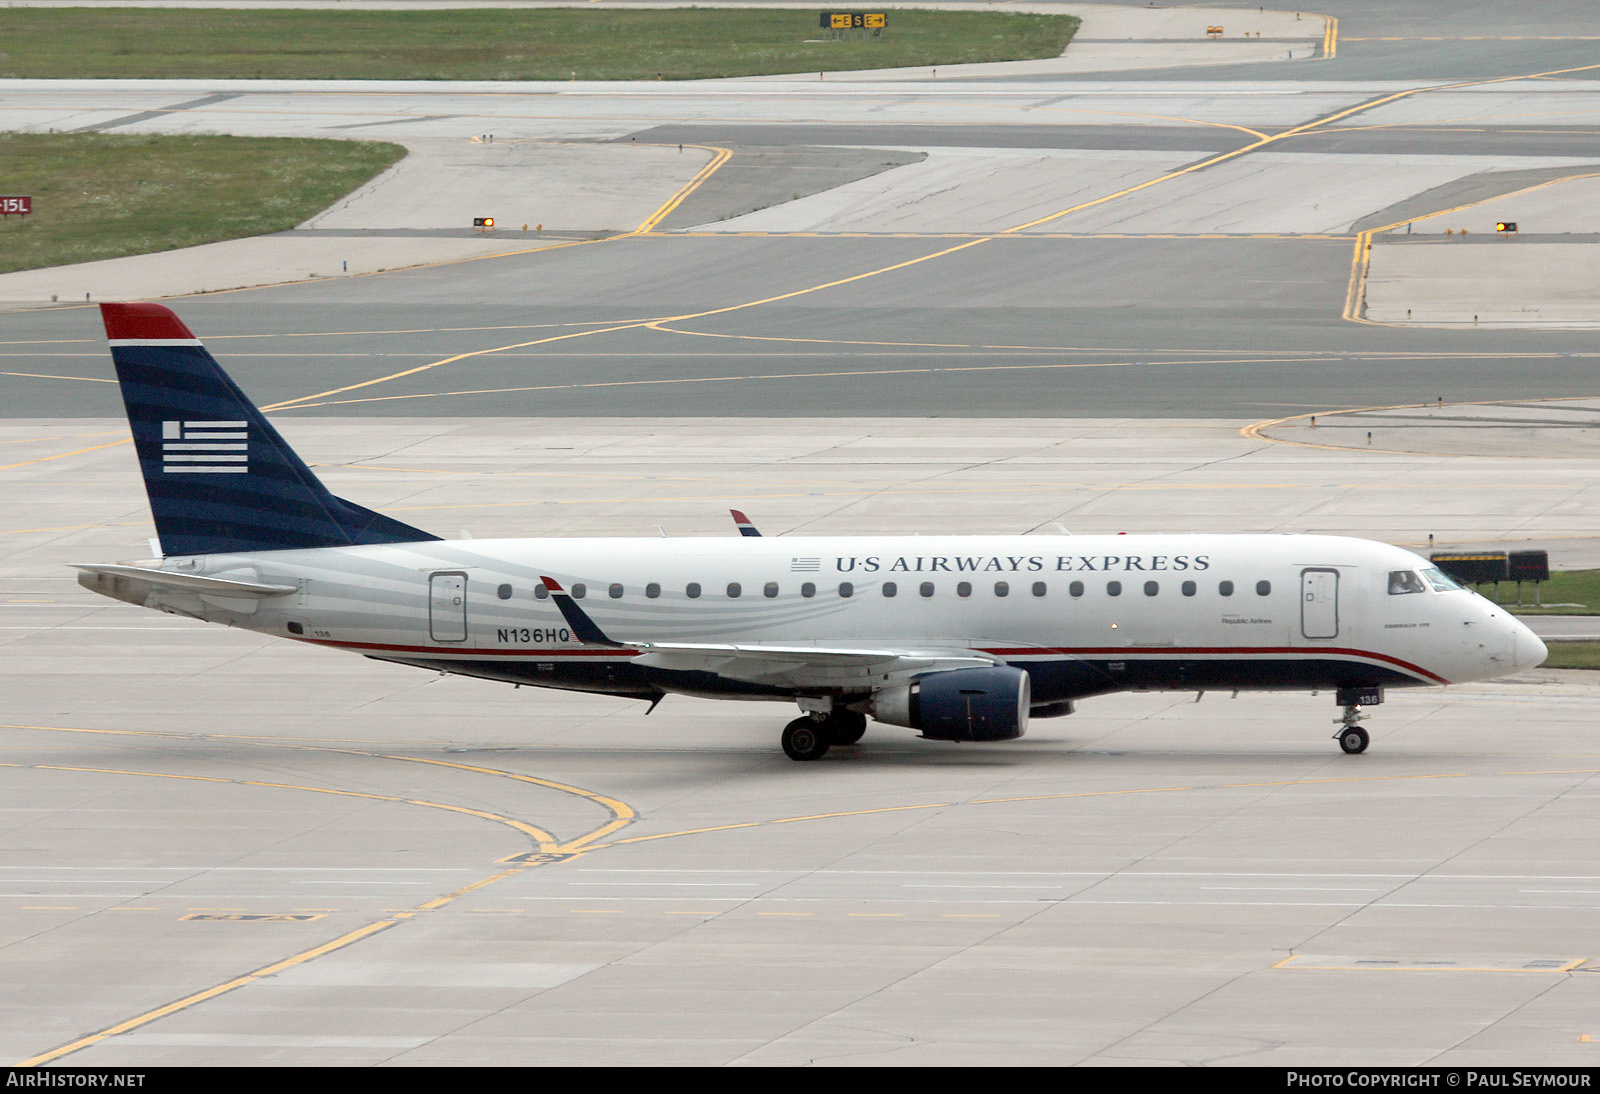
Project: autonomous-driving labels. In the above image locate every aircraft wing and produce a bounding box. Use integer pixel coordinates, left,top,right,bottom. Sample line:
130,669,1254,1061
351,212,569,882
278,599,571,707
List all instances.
630,642,995,688
539,576,993,688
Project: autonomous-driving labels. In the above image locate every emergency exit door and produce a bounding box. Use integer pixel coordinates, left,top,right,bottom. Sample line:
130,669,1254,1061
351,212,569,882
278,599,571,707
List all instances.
429,572,468,642
1300,568,1339,640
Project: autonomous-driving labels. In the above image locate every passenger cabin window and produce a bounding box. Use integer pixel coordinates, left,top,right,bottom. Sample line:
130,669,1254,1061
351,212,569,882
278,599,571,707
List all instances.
497,584,512,600
882,582,898,597
994,581,1009,597
1069,581,1084,598
1032,582,1047,598
920,582,935,598
801,582,816,598
839,582,853,598
764,582,779,599
1143,581,1158,597
1256,580,1271,596
1389,570,1428,595
1107,580,1122,597
646,583,661,599
534,585,549,600
686,582,701,599
727,582,742,599
571,583,587,599
609,583,624,599
1181,580,1196,596
1219,580,1234,597
957,581,972,598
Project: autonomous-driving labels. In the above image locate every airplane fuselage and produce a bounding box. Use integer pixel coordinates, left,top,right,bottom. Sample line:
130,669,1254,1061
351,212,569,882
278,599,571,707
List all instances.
97,533,1546,711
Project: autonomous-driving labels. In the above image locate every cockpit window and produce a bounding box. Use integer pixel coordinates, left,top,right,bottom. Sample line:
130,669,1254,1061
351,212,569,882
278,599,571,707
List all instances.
1388,570,1427,595
1420,566,1463,592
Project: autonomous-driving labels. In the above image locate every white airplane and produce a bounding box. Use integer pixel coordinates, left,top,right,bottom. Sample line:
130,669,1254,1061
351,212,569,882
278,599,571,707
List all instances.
76,302,1548,761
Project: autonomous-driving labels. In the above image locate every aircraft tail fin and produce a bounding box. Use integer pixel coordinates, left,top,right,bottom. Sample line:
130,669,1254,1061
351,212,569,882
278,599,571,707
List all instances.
101,302,440,556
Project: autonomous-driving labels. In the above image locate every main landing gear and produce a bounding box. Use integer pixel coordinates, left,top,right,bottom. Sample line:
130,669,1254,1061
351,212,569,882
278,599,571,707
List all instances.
781,710,867,761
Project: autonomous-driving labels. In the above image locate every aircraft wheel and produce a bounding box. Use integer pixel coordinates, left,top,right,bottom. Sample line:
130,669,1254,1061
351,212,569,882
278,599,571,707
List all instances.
824,711,867,745
1338,726,1370,755
783,718,831,761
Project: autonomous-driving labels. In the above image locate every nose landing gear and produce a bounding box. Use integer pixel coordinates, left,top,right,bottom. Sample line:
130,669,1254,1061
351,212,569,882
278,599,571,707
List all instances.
1332,686,1381,754
1335,717,1370,755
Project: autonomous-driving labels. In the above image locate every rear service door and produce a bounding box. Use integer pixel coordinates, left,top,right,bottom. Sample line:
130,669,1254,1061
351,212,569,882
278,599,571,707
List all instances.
1300,568,1339,640
429,572,468,642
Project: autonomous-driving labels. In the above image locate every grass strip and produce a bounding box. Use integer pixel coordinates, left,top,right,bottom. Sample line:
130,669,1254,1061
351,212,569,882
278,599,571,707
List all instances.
0,133,405,275
1472,569,1600,617
1536,641,1600,671
0,8,1078,80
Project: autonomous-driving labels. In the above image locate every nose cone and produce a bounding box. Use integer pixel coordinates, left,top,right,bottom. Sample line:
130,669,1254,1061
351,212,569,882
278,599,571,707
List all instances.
1511,618,1548,671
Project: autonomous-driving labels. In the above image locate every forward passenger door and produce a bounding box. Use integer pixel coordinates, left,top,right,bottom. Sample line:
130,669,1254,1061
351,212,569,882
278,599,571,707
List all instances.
1300,568,1339,640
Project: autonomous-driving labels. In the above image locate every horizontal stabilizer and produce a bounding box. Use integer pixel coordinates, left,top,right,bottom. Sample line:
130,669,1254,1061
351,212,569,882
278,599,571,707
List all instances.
71,564,297,597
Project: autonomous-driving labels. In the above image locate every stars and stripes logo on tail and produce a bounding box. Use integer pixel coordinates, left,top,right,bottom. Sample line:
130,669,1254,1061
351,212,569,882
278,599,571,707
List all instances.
100,301,439,555
162,420,248,473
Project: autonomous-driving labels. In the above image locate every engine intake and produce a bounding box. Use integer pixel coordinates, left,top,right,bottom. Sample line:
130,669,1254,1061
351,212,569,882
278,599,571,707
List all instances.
871,666,1030,742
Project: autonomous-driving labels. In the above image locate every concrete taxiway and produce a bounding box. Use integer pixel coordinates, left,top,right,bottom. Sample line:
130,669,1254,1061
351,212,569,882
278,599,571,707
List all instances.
3,0,1600,1068
4,415,1600,1066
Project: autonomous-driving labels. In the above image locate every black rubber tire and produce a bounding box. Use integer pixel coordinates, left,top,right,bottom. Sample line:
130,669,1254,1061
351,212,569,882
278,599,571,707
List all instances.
824,711,868,745
1338,726,1370,754
782,718,831,761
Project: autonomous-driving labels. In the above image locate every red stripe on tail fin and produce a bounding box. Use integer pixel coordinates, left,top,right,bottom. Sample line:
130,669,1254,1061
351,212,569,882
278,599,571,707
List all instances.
100,302,196,341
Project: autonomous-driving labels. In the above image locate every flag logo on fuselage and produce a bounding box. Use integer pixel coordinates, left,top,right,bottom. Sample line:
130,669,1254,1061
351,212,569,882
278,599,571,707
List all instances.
161,420,248,473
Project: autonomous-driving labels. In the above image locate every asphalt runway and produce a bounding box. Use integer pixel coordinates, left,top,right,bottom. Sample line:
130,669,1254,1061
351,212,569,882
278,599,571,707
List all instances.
4,0,1600,1068
7,234,1600,418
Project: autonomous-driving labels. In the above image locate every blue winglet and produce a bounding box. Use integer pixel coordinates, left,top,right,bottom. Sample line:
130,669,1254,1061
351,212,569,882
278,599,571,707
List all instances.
540,577,625,647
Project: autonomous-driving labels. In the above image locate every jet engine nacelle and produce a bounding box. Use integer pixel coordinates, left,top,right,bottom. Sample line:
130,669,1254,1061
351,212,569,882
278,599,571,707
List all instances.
870,666,1030,742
